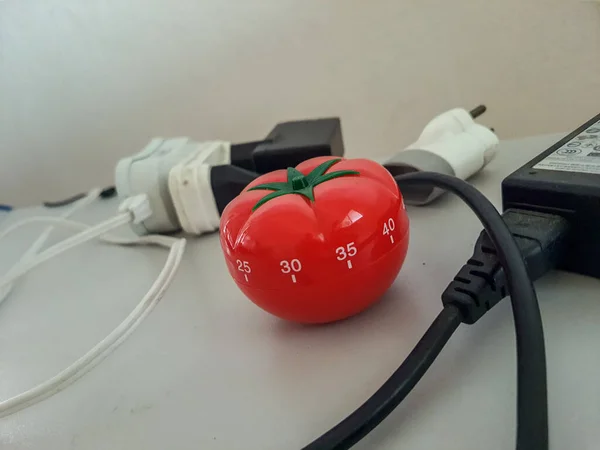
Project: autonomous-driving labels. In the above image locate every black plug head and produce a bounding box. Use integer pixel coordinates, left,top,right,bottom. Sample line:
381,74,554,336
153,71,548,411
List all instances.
231,118,345,174
210,165,259,215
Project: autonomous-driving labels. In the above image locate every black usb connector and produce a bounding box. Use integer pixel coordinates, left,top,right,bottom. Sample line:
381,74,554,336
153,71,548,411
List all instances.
444,209,570,324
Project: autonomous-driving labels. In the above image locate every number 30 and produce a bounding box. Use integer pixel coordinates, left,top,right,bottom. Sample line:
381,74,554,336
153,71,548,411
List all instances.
281,259,302,273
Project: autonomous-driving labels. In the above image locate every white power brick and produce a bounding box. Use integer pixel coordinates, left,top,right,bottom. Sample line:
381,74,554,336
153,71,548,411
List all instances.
115,138,231,235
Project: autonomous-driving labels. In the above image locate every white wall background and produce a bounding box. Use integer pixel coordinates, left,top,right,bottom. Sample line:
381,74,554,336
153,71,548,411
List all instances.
1,0,599,206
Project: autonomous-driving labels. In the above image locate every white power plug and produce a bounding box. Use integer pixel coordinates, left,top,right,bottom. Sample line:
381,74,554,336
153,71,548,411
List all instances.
168,141,230,234
413,107,475,146
385,107,499,205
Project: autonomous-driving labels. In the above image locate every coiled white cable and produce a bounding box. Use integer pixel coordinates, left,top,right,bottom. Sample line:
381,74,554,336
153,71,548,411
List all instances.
0,202,186,418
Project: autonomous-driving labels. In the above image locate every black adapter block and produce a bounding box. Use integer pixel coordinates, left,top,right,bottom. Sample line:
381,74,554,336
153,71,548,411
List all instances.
230,118,345,174
502,113,600,279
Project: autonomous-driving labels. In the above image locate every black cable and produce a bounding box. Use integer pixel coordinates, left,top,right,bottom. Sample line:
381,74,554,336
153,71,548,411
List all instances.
44,186,116,208
43,193,86,208
302,305,461,450
397,173,547,450
100,186,117,198
304,172,547,450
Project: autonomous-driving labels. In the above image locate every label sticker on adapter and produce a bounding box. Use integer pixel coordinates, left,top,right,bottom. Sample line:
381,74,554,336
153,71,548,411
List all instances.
534,118,600,174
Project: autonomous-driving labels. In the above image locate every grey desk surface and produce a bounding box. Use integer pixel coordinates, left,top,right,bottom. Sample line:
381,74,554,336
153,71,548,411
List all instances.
2,134,600,450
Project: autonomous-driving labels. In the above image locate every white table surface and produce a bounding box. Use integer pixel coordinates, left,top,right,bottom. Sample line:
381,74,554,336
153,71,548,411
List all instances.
2,134,600,450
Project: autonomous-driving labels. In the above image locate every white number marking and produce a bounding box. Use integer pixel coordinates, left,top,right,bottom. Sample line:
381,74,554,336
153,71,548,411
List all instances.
336,243,357,269
280,259,302,273
383,218,397,243
383,218,396,235
291,259,302,272
237,259,251,273
336,242,357,261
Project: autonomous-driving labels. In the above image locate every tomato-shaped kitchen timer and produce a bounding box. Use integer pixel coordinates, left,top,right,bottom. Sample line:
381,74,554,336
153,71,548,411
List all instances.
219,156,409,323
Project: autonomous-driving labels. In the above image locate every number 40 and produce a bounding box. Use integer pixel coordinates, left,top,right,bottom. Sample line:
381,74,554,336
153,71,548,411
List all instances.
383,218,396,235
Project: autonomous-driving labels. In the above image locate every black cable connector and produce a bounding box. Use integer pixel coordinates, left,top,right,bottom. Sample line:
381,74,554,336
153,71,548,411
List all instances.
444,209,570,325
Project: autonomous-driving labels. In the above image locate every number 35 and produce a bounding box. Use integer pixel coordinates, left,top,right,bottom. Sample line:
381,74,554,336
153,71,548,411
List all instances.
336,242,357,261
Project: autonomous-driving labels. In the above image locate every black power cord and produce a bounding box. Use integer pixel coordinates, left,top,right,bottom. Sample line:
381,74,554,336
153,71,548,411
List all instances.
303,305,461,450
304,172,558,450
43,186,116,208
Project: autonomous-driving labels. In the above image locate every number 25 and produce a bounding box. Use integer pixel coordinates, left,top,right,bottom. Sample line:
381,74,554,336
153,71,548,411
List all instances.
236,259,251,273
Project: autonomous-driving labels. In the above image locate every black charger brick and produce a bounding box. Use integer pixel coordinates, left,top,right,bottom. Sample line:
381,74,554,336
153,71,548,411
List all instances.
502,113,600,279
252,118,345,174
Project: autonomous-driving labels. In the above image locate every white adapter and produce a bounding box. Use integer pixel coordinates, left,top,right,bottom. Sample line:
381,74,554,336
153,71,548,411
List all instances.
385,107,499,205
115,138,230,235
168,141,230,234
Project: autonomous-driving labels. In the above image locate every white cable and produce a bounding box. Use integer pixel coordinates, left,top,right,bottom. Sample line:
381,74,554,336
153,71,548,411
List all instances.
0,213,133,291
0,238,186,417
0,203,187,418
0,216,178,248
0,188,101,306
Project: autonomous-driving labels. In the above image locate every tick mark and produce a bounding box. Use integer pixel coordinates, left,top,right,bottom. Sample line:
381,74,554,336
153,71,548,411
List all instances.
244,274,249,282
390,235,394,244
347,260,353,269
291,274,297,283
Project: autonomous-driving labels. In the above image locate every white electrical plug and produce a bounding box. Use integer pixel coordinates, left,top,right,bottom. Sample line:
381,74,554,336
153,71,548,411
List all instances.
414,107,475,146
118,194,153,224
168,141,231,234
385,107,499,205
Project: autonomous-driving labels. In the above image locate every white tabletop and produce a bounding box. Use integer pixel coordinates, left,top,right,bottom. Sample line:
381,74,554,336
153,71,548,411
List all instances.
2,134,600,450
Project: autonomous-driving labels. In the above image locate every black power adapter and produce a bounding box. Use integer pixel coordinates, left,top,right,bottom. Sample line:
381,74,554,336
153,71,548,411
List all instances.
442,115,600,324
503,113,600,280
230,118,345,174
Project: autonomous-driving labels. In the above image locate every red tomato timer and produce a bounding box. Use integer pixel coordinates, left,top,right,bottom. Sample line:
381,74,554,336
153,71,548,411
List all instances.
219,157,409,323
